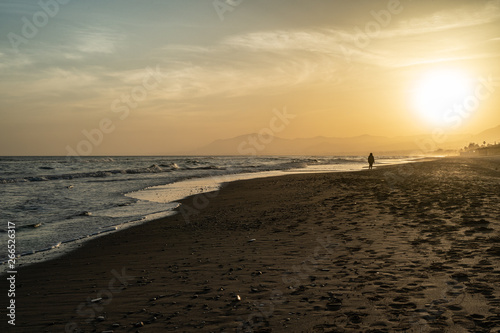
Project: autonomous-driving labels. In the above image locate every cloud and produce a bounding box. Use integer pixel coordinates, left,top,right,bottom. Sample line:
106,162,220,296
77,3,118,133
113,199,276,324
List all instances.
110,0,500,102
72,27,124,55
0,1,41,16
148,45,343,102
2,0,499,113
216,1,500,70
37,68,98,89
395,0,500,35
0,52,33,70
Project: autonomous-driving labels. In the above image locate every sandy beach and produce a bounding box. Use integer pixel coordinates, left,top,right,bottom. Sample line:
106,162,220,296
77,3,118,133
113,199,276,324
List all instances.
2,157,500,332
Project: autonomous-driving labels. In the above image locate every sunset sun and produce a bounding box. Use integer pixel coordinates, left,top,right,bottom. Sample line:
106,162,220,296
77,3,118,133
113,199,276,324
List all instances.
412,69,472,126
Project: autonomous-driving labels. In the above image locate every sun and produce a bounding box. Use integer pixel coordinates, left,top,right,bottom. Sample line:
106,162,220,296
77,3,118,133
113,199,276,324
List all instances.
412,69,472,127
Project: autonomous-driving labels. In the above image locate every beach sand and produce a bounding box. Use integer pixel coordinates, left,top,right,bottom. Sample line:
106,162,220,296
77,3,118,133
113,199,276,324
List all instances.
2,157,500,332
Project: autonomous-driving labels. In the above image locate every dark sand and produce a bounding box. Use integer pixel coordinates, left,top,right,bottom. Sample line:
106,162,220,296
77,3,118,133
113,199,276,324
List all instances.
2,157,500,332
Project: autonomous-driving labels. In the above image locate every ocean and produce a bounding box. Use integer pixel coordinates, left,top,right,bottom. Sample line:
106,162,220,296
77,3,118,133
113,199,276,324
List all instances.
0,155,412,270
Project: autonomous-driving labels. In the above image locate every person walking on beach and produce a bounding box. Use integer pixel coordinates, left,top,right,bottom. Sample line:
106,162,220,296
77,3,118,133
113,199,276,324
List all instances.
368,153,375,170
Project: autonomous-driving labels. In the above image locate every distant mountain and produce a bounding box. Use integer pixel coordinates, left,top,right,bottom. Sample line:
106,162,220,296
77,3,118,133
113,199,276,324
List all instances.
189,125,500,156
470,125,500,145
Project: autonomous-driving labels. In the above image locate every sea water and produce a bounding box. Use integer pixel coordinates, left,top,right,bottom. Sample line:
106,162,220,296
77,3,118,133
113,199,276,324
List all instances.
0,155,413,270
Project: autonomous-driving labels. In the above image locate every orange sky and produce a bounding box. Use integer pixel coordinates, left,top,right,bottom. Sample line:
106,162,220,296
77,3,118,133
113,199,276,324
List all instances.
1,0,499,155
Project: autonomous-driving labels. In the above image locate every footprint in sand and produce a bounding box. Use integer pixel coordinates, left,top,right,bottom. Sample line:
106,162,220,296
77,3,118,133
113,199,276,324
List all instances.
389,302,417,310
447,304,463,311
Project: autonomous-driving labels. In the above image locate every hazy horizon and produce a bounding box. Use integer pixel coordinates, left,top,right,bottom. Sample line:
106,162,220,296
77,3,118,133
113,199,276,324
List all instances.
1,122,498,157
1,0,500,155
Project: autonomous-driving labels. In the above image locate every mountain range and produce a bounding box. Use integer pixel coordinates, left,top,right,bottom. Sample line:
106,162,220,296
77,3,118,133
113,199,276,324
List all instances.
189,125,500,156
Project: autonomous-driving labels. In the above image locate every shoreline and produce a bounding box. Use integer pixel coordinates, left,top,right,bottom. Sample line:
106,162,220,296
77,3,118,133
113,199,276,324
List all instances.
1,157,417,274
2,157,499,332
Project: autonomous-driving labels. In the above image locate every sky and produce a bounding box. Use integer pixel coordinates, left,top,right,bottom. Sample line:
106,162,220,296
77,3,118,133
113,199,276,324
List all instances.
0,0,499,155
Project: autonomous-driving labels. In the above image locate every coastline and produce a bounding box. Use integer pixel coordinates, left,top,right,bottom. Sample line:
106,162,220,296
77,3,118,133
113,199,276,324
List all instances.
2,157,500,332
1,156,414,273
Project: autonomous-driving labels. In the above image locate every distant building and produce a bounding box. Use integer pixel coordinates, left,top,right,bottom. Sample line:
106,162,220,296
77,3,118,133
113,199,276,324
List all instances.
461,143,500,156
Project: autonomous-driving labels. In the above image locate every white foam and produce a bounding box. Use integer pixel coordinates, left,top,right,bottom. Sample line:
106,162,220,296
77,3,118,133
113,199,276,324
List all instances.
126,170,299,204
126,158,419,205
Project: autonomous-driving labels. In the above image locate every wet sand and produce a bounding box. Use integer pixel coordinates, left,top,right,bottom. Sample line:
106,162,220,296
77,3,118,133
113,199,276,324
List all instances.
2,157,500,332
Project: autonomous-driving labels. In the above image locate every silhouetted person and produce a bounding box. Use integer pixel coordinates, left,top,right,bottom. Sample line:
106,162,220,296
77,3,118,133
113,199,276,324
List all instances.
368,153,375,170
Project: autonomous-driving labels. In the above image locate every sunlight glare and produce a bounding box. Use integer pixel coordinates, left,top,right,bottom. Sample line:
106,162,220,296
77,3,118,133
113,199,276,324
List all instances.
413,69,472,126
